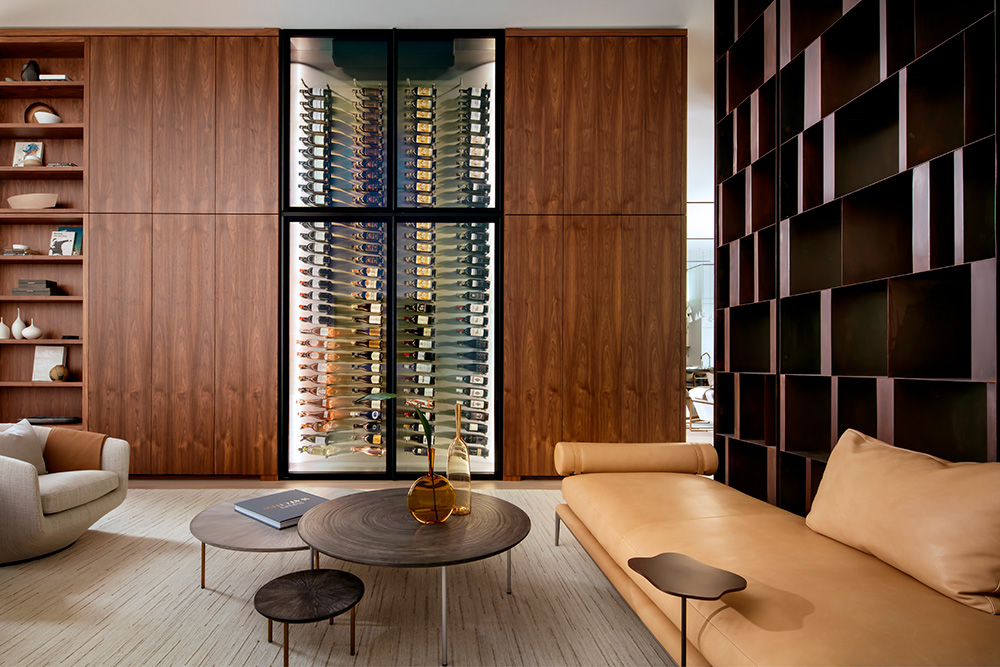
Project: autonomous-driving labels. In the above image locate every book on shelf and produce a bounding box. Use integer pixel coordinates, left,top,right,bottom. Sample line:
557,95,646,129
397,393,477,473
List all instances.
58,227,83,255
31,346,66,382
233,489,328,529
38,74,71,81
12,287,66,296
49,230,75,256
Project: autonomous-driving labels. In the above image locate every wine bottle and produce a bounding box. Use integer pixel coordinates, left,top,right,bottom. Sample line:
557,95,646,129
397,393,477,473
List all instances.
350,279,384,290
349,243,383,255
457,255,489,266
299,302,335,315
300,385,367,397
403,194,436,206
402,350,435,361
403,109,435,121
354,86,384,100
404,279,436,290
354,339,386,350
459,182,491,193
350,291,383,302
468,445,489,458
461,409,489,421
402,327,434,337
353,302,385,314
404,266,436,277
350,375,384,385
355,433,384,446
457,314,488,326
405,302,435,313
297,350,343,362
404,230,435,241
455,339,488,350
402,410,435,422
459,194,490,206
401,386,434,397
298,327,342,338
455,386,487,398
299,314,336,326
404,291,436,302
351,314,383,326
447,404,472,515
458,279,490,291
459,135,489,147
403,242,435,253
299,290,337,303
457,350,488,361
403,122,436,135
354,422,382,433
458,243,489,254
405,97,436,110
299,362,339,373
354,350,384,361
457,327,487,338
402,315,434,325
456,266,489,278
457,291,489,302
461,421,487,433
458,123,489,136
458,398,488,410
353,266,385,278
459,146,489,159
298,397,343,408
403,85,436,98
401,362,434,373
456,302,488,313
459,158,488,171
454,374,487,385
400,374,434,385
458,363,489,373
463,434,488,445
299,373,338,385
351,327,383,337
402,254,434,266
300,278,336,291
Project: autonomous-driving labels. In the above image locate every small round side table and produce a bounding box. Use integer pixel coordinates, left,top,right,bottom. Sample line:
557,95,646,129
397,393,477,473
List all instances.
253,569,365,667
628,552,747,667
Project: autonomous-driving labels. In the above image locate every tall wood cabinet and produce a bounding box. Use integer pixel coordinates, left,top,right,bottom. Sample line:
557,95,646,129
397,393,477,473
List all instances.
503,30,687,477
84,30,279,476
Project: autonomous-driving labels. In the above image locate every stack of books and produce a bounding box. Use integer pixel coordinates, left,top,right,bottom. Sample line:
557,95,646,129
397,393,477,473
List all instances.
12,279,65,296
234,489,328,529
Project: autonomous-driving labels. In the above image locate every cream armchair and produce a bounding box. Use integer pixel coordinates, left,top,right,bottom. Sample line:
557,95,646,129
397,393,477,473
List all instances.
0,426,129,565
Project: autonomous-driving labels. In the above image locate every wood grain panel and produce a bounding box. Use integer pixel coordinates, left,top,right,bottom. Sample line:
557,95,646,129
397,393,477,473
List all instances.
622,36,687,214
214,215,278,475
88,36,152,213
151,36,216,214
564,37,624,215
562,216,622,442
87,214,152,474
621,215,686,442
504,37,564,214
215,36,279,214
151,214,215,474
503,215,564,477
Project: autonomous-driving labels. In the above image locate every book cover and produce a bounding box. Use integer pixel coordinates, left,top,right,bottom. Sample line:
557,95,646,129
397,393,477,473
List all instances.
234,489,328,529
49,230,75,256
58,226,83,255
31,346,66,382
12,141,43,167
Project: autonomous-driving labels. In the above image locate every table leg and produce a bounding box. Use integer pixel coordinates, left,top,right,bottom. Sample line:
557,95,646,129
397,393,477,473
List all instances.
200,542,205,589
350,606,356,656
268,619,273,643
680,597,687,667
441,565,448,666
507,550,512,595
283,622,289,667
554,512,561,546
311,548,317,570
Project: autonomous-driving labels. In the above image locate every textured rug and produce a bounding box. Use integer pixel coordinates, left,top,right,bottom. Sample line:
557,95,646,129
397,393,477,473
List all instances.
0,488,672,666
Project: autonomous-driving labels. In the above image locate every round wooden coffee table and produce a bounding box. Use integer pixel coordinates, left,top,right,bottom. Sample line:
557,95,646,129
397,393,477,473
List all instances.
189,491,350,589
297,488,531,666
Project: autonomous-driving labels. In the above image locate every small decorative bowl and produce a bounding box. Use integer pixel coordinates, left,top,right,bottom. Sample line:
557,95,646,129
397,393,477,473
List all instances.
7,192,58,209
24,102,61,124
33,111,62,124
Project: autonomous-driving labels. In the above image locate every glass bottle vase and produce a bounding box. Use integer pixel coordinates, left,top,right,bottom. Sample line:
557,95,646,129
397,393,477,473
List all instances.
407,446,455,524
447,404,472,515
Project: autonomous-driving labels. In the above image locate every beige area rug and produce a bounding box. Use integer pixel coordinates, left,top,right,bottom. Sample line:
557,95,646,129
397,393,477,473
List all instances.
0,488,673,666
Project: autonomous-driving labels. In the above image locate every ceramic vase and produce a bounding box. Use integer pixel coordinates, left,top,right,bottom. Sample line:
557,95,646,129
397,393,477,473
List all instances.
22,319,42,340
11,309,26,339
407,447,455,524
0,317,9,339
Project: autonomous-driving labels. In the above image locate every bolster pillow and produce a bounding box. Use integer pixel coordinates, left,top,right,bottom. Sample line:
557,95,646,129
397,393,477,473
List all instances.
554,441,718,476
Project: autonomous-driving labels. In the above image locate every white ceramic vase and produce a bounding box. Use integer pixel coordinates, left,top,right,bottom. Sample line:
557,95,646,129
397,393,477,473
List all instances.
11,308,26,339
0,316,10,339
22,318,42,340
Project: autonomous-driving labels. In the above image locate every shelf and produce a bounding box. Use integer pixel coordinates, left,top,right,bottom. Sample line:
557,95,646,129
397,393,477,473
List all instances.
778,451,807,516
916,154,955,270
831,281,887,376
782,374,832,452
0,338,82,345
782,450,831,464
785,200,841,295
961,136,996,263
0,296,81,303
717,112,735,183
0,381,82,388
780,53,804,142
749,149,776,231
0,81,84,99
820,0,880,117
800,122,824,212
913,0,993,57
841,171,913,285
716,246,731,306
780,292,821,375
779,137,798,220
755,76,776,158
0,166,84,180
738,236,755,304
719,170,746,244
965,17,996,144
0,209,84,220
716,0,736,57
727,437,772,502
0,255,83,264
0,123,84,139
835,377,878,439
715,372,734,434
736,372,775,443
729,301,772,372
834,74,900,198
888,264,971,379
756,225,776,301
736,97,752,171
893,379,991,461
728,12,766,112
785,0,841,62
737,0,772,37
906,34,965,168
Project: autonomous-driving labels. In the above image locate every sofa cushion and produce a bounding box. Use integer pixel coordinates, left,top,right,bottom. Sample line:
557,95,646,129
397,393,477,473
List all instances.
37,470,119,514
0,419,47,475
806,429,1000,614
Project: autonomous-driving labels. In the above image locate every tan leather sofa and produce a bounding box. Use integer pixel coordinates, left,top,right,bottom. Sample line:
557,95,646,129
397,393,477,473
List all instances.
554,438,1000,666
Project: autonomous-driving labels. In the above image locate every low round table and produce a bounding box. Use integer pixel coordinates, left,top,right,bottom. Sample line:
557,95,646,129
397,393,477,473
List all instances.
189,491,348,589
298,488,531,666
254,569,364,667
628,553,747,667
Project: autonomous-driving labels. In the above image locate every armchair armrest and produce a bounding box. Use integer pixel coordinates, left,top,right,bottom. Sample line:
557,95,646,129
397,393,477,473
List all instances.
101,438,130,486
0,454,44,535
554,441,718,476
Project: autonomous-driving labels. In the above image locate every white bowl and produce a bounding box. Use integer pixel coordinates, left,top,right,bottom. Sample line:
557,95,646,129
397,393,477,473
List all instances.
33,111,62,124
6,193,58,209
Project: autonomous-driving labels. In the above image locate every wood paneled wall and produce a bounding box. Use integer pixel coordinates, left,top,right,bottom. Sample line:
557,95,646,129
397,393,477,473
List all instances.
504,30,687,477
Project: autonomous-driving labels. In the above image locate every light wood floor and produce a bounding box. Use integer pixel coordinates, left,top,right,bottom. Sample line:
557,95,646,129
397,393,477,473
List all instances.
0,487,674,666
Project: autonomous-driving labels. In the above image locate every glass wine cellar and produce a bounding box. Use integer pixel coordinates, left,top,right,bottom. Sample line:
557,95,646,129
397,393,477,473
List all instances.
279,30,503,478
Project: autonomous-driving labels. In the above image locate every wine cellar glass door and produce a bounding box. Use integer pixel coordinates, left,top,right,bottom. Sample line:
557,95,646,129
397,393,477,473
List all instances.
280,29,503,479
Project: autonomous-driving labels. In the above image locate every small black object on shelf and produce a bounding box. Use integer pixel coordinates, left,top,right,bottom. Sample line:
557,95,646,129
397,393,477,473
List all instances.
21,60,40,81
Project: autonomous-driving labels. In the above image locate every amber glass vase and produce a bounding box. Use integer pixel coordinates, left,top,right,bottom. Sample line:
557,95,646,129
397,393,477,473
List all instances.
407,447,456,524
447,404,472,515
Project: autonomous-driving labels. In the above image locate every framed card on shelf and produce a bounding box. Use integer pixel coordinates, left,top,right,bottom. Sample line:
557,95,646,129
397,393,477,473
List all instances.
32,346,66,382
57,226,84,255
49,230,75,256
12,141,43,167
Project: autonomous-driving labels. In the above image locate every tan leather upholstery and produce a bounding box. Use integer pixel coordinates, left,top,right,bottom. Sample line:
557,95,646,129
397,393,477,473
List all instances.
558,443,1000,666
806,429,1000,614
554,441,718,476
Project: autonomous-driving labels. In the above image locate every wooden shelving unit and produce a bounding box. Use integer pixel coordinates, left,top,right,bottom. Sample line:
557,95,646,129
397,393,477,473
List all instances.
0,35,86,426
716,0,996,512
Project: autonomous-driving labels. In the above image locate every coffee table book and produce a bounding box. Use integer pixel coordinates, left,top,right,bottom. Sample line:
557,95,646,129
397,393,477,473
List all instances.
234,490,328,529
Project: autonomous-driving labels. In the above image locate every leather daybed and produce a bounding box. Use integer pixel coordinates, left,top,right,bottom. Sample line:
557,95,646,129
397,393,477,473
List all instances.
554,430,1000,666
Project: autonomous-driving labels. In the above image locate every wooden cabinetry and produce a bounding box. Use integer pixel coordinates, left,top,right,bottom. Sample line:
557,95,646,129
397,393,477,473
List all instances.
504,28,687,477
0,37,88,428
716,1,996,512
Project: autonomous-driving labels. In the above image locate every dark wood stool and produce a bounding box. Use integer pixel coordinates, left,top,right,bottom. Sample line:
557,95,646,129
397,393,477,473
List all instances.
253,569,364,666
628,553,747,667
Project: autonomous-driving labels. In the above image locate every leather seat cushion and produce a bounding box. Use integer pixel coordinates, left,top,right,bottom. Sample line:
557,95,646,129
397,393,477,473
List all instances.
38,470,119,514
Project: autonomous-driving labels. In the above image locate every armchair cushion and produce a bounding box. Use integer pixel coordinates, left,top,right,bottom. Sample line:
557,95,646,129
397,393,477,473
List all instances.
0,419,47,475
38,470,119,514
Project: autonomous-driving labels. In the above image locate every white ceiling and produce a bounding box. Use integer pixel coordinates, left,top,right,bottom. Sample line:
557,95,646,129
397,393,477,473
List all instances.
2,0,715,204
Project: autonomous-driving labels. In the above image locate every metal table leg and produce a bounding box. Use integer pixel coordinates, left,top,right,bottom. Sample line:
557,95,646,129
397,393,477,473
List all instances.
680,596,688,667
507,550,512,595
441,566,448,666
200,542,206,589
554,512,561,546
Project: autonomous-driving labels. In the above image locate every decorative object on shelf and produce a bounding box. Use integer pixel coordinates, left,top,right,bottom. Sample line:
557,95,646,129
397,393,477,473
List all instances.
48,230,75,256
0,317,9,339
20,60,40,81
6,192,58,209
31,345,65,381
447,403,472,515
12,279,64,296
58,226,83,254
12,141,43,167
24,102,61,124
11,308,26,339
48,364,69,382
21,319,42,340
